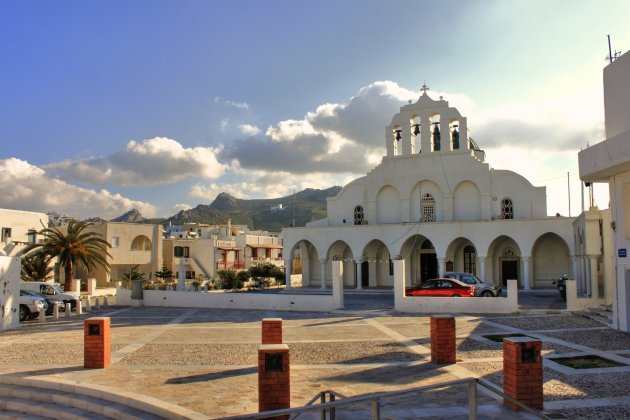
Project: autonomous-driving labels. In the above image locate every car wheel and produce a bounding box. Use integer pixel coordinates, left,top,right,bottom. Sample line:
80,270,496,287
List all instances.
451,294,461,297
481,290,493,297
19,305,29,322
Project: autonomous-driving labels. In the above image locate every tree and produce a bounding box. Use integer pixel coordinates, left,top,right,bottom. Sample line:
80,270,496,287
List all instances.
122,266,146,282
22,220,111,292
21,252,53,281
154,264,173,281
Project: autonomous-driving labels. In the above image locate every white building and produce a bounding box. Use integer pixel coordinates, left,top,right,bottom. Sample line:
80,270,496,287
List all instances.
579,50,630,331
163,221,283,281
0,208,49,257
283,88,575,291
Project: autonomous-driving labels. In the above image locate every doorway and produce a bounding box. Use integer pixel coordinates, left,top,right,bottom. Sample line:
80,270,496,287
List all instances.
361,261,369,287
420,253,438,282
501,260,519,286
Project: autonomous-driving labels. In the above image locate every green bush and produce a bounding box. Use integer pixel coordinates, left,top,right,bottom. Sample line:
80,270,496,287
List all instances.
218,270,245,290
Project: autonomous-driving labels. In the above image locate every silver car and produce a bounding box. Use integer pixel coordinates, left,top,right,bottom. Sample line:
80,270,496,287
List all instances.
18,290,47,321
443,272,502,297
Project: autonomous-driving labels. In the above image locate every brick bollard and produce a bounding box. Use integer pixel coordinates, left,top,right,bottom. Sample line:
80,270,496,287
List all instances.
258,344,290,419
262,318,283,344
430,315,456,364
503,337,543,410
84,317,111,369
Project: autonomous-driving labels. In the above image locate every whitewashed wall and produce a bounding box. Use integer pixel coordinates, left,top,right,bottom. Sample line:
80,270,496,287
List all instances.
0,256,20,331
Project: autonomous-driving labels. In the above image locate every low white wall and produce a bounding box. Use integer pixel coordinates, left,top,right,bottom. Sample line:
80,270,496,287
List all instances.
115,285,341,312
566,279,606,311
89,287,117,297
0,256,20,331
395,278,519,314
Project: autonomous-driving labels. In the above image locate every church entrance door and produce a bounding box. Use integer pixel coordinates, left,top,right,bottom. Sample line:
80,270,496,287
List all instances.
361,261,369,287
501,260,519,286
420,253,438,282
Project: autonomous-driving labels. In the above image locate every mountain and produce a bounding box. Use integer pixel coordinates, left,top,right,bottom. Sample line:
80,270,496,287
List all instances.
111,209,146,223
114,186,342,232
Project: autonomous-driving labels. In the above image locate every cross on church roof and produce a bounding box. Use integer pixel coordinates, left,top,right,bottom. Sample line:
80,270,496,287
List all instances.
420,84,429,94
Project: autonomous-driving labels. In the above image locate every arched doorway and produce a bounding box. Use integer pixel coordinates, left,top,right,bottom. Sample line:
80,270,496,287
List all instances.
400,235,437,286
290,240,319,287
487,236,521,287
326,241,354,288
361,239,392,288
532,233,570,289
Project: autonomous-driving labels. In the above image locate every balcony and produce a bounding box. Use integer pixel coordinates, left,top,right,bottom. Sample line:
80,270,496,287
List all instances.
216,260,246,271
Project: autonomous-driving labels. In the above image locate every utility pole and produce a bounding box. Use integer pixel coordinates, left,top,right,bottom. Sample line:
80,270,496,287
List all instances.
567,172,571,217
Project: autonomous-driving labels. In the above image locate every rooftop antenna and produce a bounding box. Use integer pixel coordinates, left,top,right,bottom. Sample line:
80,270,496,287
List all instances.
607,34,622,64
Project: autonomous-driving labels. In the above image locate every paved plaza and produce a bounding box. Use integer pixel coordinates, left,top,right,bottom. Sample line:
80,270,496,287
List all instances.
2,293,630,419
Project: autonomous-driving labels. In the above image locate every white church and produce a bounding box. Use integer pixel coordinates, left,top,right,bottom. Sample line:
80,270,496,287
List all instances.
283,87,577,291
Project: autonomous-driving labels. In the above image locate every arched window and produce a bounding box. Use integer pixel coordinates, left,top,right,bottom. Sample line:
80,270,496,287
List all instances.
501,198,514,219
354,205,365,225
421,193,436,222
463,245,476,274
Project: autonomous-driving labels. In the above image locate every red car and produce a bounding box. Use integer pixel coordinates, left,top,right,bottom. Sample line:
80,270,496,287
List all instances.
405,278,475,297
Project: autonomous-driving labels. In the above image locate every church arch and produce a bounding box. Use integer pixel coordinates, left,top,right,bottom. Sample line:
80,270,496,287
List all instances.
410,180,442,222
376,185,401,224
400,235,437,286
361,239,393,288
326,240,355,287
449,119,461,150
531,233,570,288
487,236,521,286
445,237,478,274
430,113,441,152
454,181,481,221
289,240,320,287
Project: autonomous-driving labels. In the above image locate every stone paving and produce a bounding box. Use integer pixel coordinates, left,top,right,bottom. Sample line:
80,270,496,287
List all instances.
1,299,630,419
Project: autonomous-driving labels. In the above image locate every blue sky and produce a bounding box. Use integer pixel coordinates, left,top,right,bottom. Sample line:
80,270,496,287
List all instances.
1,0,629,219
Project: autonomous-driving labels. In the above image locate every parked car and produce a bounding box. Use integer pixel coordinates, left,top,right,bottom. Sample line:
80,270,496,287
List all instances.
405,278,475,297
20,281,79,310
21,289,62,315
443,272,502,297
18,290,47,321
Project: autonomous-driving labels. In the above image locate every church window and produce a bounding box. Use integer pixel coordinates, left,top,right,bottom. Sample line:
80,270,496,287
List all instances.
501,198,514,219
421,193,436,222
354,205,365,225
463,245,476,274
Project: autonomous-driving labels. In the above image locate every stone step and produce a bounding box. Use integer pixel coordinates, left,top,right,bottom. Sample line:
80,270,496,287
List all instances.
580,310,613,326
0,410,48,420
0,395,110,420
0,377,205,420
0,383,158,419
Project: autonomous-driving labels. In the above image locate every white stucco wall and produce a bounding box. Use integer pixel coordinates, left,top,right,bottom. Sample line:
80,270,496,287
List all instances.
0,256,20,331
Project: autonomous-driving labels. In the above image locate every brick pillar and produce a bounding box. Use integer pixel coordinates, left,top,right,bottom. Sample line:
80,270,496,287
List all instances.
258,344,290,419
262,318,283,344
503,337,543,410
430,315,456,364
84,317,111,369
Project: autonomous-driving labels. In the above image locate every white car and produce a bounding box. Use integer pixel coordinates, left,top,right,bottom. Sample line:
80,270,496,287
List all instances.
18,290,47,322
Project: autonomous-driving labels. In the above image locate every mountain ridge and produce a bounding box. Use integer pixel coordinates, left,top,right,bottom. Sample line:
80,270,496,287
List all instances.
115,186,341,232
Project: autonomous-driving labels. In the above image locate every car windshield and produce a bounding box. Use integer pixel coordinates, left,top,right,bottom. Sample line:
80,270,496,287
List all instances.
461,275,480,285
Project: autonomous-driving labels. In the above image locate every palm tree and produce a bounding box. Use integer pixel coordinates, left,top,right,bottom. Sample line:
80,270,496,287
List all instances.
22,220,112,292
21,252,54,281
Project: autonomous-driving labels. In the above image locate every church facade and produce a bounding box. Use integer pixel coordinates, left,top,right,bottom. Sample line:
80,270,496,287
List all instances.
283,88,575,290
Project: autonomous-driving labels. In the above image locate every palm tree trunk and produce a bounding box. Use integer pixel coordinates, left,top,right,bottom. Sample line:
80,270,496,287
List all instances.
64,261,73,292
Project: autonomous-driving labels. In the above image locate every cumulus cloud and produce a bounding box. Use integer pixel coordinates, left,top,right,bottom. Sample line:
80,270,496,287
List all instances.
44,137,226,187
0,158,156,219
171,203,192,214
238,124,261,136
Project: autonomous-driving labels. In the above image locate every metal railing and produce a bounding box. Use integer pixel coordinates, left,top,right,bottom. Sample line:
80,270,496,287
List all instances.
217,377,551,420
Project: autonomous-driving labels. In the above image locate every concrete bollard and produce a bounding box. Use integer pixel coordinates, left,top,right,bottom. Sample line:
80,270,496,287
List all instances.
103,296,109,307
204,284,208,292
65,303,72,317
430,315,457,364
95,297,101,311
258,344,290,418
86,297,91,312
76,300,83,315
38,308,46,322
53,302,60,320
503,337,543,410
262,318,283,344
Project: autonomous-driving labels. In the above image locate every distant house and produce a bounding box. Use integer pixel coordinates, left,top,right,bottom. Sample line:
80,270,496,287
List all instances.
71,221,163,287
0,208,49,257
163,221,283,281
270,204,284,212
